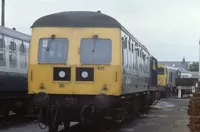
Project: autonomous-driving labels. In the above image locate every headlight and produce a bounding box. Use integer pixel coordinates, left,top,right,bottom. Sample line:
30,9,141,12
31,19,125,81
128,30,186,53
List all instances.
59,71,66,78
81,71,88,78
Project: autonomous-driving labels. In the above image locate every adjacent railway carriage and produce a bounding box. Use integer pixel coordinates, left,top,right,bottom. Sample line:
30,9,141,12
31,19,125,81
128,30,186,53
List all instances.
28,11,159,132
157,63,180,97
0,26,31,117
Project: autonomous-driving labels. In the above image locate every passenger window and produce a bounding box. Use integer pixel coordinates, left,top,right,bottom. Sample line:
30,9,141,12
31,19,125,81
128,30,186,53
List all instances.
129,40,131,51
20,42,26,53
80,38,112,64
140,49,142,58
0,38,5,48
132,44,134,53
122,37,127,50
20,54,26,69
9,41,16,51
122,37,128,68
9,40,17,68
20,41,27,69
124,37,127,49
0,37,6,66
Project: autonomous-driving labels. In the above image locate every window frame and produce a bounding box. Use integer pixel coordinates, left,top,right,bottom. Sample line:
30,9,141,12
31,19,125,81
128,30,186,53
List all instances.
0,36,6,66
157,67,165,75
9,39,17,68
80,38,112,65
37,38,69,64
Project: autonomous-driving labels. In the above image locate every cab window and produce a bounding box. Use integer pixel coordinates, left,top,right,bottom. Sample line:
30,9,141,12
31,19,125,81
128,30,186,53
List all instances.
38,38,68,63
157,67,164,74
80,38,112,64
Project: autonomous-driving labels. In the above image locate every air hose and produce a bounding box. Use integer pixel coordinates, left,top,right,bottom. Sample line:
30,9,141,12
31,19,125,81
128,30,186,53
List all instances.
38,108,47,130
80,104,90,127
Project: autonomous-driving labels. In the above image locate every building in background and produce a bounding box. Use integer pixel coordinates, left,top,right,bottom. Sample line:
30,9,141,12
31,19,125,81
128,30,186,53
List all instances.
159,57,190,71
158,57,199,78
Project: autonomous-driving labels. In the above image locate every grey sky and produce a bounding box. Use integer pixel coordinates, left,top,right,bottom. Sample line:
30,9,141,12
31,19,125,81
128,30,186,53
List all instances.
1,0,200,61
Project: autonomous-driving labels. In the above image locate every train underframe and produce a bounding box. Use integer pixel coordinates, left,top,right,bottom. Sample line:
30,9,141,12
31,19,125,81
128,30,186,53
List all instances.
33,90,160,132
0,91,36,120
159,86,177,98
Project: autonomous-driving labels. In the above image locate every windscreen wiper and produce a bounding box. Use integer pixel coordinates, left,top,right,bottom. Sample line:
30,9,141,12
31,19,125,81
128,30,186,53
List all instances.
92,35,98,52
46,34,55,51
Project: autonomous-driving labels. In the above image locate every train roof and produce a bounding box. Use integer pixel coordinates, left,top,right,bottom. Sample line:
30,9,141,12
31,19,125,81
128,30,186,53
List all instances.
165,66,179,70
178,67,191,73
31,11,150,53
165,65,191,74
31,11,121,28
0,26,30,42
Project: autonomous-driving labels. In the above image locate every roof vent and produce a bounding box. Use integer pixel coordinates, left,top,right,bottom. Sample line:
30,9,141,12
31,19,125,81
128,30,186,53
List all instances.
97,10,101,13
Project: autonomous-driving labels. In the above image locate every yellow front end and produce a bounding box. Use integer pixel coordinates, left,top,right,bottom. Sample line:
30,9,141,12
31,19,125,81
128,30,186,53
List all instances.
157,64,167,87
28,28,122,96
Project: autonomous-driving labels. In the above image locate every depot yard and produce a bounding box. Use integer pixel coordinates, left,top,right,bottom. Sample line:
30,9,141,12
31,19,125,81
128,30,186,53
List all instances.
0,97,189,132
117,97,189,132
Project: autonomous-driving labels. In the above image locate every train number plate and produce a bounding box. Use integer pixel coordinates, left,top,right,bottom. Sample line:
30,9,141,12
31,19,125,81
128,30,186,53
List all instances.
97,66,104,70
59,83,65,88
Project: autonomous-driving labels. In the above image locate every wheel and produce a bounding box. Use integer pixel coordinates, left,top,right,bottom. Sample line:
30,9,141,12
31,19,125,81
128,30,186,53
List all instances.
93,114,106,132
48,122,59,132
131,100,138,119
48,121,69,132
115,109,125,125
15,108,27,118
80,105,93,129
1,104,9,119
64,121,70,129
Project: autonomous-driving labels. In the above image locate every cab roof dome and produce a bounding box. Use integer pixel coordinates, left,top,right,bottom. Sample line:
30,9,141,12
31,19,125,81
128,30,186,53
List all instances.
31,11,122,28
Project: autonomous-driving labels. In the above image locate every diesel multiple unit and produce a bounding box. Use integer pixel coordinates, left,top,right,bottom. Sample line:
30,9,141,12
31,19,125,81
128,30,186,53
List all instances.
28,11,163,132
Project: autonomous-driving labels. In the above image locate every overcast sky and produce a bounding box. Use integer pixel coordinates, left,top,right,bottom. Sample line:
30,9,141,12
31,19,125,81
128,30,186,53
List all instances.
1,0,200,61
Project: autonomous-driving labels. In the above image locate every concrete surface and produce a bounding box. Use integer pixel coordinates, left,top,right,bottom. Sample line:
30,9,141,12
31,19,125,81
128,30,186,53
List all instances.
118,97,189,132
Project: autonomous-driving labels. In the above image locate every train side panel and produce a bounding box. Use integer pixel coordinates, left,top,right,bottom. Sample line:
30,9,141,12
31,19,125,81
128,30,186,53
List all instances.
120,30,150,95
0,26,34,117
0,27,29,92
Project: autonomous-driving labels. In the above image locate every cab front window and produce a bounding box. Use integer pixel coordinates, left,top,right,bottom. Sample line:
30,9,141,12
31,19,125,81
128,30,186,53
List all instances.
38,38,68,64
157,67,164,75
80,38,112,64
